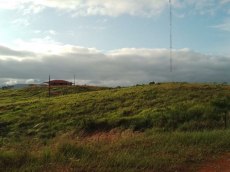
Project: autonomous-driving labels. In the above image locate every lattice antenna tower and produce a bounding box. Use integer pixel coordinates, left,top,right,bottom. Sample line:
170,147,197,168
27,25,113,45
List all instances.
169,0,173,82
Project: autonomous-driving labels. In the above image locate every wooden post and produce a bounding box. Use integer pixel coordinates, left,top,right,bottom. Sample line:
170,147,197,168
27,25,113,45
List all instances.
74,74,75,86
49,75,51,98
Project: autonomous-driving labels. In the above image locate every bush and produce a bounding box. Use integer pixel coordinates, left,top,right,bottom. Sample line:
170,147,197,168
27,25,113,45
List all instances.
149,81,155,85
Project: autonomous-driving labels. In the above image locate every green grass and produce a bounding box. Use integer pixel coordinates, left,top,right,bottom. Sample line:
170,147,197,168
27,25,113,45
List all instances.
1,130,230,172
1,82,230,171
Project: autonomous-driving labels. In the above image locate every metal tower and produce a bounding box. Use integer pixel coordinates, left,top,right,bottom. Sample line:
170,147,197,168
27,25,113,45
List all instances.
169,0,173,82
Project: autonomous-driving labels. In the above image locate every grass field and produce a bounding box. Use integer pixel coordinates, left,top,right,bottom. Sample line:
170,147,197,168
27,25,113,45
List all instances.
1,83,230,171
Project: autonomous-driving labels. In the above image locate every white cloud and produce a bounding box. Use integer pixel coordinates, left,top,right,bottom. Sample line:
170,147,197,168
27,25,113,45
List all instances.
10,37,101,59
72,0,169,17
220,0,230,4
34,30,41,34
25,79,35,84
34,30,57,35
5,79,18,86
45,30,57,35
181,0,230,16
21,4,45,14
96,19,108,23
78,25,106,30
211,18,230,31
174,12,185,18
0,0,21,10
13,36,62,54
12,18,29,27
1,0,229,17
0,40,230,87
211,23,230,31
0,0,172,17
49,30,57,35
185,0,219,15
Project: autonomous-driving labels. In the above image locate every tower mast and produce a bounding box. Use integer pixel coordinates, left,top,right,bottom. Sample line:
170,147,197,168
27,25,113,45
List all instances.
169,0,173,82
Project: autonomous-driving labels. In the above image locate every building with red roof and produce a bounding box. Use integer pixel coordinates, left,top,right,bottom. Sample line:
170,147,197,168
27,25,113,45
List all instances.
43,80,73,86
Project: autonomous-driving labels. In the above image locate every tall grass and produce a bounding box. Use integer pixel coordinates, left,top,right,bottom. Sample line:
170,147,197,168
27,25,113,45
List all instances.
2,129,230,171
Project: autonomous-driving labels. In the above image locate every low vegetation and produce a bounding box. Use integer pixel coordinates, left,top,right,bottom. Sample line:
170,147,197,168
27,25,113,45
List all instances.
0,83,230,171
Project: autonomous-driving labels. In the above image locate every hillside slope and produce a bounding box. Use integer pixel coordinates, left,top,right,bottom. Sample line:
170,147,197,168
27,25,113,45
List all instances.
1,83,229,137
1,83,230,172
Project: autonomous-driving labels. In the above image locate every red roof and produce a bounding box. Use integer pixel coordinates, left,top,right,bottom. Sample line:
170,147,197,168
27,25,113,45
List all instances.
44,80,71,84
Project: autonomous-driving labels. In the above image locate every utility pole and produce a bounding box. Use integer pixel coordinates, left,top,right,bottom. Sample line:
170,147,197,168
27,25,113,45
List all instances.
74,74,75,86
49,75,50,98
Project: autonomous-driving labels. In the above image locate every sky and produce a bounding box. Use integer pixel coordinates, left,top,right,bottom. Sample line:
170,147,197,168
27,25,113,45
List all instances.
0,0,230,87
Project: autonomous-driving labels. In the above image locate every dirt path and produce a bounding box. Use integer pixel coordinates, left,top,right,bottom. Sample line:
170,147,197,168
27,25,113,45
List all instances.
198,153,230,172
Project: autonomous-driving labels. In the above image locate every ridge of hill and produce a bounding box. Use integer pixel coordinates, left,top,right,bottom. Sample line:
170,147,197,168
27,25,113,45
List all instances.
0,85,111,104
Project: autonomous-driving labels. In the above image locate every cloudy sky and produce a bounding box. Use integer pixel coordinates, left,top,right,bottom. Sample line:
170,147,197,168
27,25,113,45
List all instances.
0,0,230,87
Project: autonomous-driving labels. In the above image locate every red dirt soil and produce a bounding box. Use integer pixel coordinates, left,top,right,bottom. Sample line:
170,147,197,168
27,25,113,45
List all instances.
198,153,230,172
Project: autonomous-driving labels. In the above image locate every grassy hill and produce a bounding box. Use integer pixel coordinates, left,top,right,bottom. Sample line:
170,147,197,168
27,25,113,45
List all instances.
1,83,230,171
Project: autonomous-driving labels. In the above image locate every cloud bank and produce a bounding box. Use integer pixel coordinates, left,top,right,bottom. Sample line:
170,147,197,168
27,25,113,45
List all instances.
1,0,229,17
0,39,230,87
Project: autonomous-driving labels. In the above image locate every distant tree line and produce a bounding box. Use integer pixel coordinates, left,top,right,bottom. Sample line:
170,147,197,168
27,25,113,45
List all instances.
1,85,14,90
